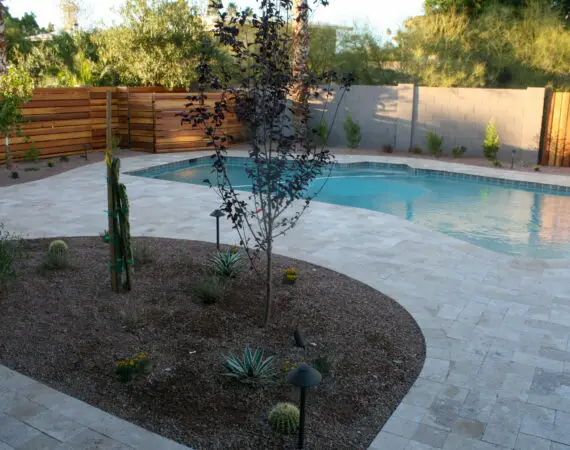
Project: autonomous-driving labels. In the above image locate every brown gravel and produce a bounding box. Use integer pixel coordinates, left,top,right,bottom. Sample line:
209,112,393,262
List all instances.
0,150,145,187
0,237,425,449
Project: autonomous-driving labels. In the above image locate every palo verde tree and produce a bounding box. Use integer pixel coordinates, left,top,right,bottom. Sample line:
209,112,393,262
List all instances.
182,0,354,326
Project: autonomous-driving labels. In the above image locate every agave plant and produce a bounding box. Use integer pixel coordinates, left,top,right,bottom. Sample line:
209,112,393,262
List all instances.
223,347,276,383
210,250,241,278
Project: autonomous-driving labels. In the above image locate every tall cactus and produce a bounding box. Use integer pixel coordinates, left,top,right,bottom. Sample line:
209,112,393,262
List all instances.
105,154,133,291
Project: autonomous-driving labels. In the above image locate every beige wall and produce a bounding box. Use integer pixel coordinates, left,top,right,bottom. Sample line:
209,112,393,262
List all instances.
311,84,546,163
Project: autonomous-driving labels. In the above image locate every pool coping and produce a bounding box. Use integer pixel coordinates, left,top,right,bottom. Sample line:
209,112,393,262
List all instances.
125,154,570,195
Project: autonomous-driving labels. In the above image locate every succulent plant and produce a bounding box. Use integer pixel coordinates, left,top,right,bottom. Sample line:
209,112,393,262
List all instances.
268,403,300,435
47,240,69,269
223,347,276,382
210,250,241,278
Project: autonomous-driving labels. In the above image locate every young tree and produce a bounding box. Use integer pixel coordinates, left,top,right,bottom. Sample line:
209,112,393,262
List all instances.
181,0,353,326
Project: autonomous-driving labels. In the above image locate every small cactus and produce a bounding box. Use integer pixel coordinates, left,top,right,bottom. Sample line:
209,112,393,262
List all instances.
47,240,69,269
268,402,299,435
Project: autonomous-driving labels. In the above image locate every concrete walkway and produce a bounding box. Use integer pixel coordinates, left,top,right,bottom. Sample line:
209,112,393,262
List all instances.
3,151,570,449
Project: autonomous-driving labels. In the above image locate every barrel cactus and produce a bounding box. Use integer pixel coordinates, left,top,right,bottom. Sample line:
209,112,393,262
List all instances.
268,402,299,435
47,240,69,269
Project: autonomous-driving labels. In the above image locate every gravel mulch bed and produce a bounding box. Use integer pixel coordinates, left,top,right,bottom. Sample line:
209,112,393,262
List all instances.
0,237,425,449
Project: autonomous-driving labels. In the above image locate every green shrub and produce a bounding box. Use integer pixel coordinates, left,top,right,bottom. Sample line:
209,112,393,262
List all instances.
59,155,69,162
315,120,328,146
412,147,423,154
47,159,56,167
382,144,394,153
343,110,361,149
0,223,21,286
23,143,40,162
451,146,466,158
132,239,153,266
223,347,276,383
46,240,69,269
115,352,152,382
268,403,300,435
210,250,241,278
311,356,332,376
194,275,229,304
426,131,443,157
483,119,500,162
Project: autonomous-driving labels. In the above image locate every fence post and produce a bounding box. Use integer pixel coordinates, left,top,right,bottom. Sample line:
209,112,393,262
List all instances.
152,92,156,153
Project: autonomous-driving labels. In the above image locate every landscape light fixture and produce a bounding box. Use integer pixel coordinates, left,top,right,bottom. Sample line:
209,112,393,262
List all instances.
210,209,224,250
287,363,322,449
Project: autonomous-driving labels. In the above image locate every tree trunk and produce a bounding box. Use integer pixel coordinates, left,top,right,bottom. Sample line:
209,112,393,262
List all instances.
291,0,310,141
263,237,273,327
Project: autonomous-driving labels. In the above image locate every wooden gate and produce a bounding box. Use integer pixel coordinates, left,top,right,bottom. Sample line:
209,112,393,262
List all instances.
540,91,570,166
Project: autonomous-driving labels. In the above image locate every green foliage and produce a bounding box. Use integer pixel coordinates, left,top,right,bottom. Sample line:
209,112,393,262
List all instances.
397,2,570,89
452,146,467,157
426,131,444,157
0,223,21,286
343,110,361,149
132,239,153,266
223,347,276,383
95,0,207,88
493,159,502,167
59,155,70,162
281,359,306,374
115,352,152,382
24,143,40,162
268,403,300,435
47,159,56,167
483,119,500,161
0,67,33,137
311,356,332,376
412,147,423,154
209,250,241,278
314,120,328,146
47,240,69,269
194,275,229,304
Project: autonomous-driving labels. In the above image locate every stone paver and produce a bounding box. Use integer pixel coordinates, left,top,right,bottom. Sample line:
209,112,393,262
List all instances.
4,151,570,449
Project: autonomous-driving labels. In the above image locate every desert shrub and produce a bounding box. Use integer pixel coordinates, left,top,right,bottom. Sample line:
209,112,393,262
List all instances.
382,144,394,153
132,239,153,266
209,250,241,278
115,352,152,382
344,110,361,149
268,403,300,435
483,119,500,162
119,297,147,332
281,359,306,374
451,146,466,157
223,347,276,383
534,165,541,172
194,275,229,304
314,120,328,146
0,223,21,286
59,155,69,162
23,143,40,162
46,239,69,269
47,159,56,167
426,131,443,157
311,356,332,376
412,147,423,154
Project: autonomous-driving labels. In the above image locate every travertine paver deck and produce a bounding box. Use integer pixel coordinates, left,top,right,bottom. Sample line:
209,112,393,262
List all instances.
0,365,190,449
3,151,570,449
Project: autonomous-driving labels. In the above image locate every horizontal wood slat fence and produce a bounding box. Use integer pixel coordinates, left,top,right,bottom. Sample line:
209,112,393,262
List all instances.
541,91,570,167
0,87,245,163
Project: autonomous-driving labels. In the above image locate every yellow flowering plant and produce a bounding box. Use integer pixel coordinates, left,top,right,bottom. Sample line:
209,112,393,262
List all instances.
115,352,152,382
283,268,297,284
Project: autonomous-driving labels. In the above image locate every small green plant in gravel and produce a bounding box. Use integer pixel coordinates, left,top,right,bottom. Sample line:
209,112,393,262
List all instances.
0,223,21,286
483,119,500,163
281,359,306,374
311,356,332,376
268,403,300,435
315,120,328,146
223,347,276,383
47,160,56,167
115,352,152,382
195,275,229,304
534,165,541,172
23,142,40,162
411,147,423,154
46,240,69,269
451,146,466,158
59,155,69,162
210,250,241,278
427,131,443,157
343,110,361,149
132,239,153,266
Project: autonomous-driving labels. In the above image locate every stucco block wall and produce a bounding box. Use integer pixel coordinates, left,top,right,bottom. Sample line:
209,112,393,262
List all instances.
311,84,546,163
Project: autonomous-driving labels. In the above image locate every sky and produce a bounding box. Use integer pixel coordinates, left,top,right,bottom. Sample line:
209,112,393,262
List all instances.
5,0,425,38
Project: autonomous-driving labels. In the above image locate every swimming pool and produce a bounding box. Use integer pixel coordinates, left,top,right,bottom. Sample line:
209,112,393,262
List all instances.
132,157,570,259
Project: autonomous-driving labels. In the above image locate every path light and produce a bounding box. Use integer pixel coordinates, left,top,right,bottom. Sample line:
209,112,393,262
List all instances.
287,363,322,449
210,209,224,250
511,149,516,169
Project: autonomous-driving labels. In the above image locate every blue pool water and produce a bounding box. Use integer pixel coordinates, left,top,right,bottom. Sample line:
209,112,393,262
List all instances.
136,158,570,259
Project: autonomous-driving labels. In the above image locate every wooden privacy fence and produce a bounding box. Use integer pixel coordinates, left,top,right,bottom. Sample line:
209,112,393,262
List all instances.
540,91,570,167
0,87,244,163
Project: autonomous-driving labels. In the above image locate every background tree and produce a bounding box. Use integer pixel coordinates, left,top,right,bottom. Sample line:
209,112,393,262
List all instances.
0,1,8,75
291,0,311,139
95,0,207,88
182,0,353,326
59,0,81,31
